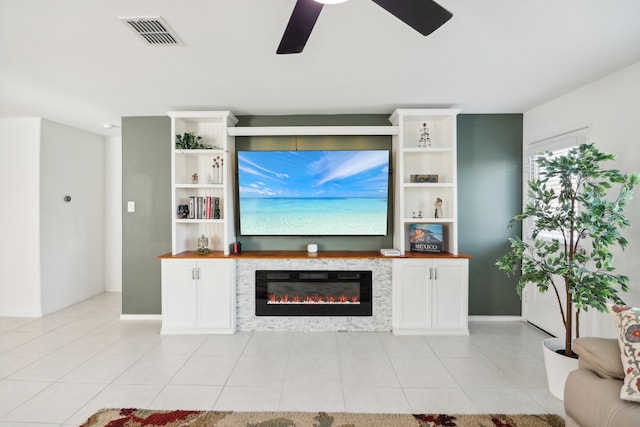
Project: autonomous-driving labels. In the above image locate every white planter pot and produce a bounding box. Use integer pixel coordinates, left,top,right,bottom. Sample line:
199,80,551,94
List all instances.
542,337,579,400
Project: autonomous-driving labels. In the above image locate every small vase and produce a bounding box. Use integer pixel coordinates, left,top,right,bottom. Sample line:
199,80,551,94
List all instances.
212,167,221,184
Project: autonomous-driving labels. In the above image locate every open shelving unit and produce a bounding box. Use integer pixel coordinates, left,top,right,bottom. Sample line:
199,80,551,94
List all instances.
389,109,460,255
168,111,238,255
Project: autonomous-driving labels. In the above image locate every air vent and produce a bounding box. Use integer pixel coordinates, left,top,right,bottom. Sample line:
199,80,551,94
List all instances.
119,16,182,45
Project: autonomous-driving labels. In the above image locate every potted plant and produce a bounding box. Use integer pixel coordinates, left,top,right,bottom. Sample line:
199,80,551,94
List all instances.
496,143,638,397
175,132,212,150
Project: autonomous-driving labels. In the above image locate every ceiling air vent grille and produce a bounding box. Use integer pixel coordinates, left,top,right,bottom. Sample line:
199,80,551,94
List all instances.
120,16,182,45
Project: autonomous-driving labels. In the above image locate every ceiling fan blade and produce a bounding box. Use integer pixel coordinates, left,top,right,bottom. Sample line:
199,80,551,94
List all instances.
371,0,452,36
277,0,324,54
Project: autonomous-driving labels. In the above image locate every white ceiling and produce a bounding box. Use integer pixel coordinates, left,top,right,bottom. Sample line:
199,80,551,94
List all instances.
1,0,640,136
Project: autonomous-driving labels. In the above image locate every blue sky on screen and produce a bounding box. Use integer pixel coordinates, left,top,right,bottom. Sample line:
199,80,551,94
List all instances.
238,150,389,198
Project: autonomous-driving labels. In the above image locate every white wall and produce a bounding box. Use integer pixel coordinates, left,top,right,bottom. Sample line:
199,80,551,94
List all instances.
104,136,122,292
0,117,108,316
524,61,640,337
0,118,43,316
40,120,106,314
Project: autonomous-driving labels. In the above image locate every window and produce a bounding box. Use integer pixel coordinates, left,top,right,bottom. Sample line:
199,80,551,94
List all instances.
524,128,588,242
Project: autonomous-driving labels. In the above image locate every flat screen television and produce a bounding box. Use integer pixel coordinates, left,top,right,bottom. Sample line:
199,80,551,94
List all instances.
237,150,390,236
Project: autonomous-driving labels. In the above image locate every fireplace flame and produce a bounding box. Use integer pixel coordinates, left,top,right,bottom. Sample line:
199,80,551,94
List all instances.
267,293,360,304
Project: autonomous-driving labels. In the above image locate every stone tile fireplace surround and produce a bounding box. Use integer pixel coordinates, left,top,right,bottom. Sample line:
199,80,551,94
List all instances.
235,257,393,332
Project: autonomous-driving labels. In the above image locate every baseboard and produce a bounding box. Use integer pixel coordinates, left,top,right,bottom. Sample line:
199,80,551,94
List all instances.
0,309,43,317
469,315,524,322
121,315,523,322
120,314,162,321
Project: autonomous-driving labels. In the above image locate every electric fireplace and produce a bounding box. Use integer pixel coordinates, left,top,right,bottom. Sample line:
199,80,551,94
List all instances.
255,270,372,316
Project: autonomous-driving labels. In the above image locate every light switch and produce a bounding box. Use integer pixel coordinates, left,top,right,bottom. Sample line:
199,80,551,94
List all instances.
127,201,135,212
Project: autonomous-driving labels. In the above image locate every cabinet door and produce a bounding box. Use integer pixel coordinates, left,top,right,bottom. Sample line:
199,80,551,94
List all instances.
197,260,234,330
432,259,468,330
162,260,197,329
393,260,432,330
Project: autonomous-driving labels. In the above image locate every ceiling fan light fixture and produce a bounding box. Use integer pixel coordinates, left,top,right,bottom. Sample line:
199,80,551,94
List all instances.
314,0,349,4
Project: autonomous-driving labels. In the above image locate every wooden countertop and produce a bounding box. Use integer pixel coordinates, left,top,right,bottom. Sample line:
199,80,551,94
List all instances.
158,250,472,260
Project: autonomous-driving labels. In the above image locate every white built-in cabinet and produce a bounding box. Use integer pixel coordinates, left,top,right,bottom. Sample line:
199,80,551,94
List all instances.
162,112,238,335
389,109,468,335
392,258,469,335
159,109,468,336
161,258,235,334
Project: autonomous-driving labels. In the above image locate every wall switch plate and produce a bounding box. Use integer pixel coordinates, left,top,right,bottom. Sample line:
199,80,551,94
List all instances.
127,201,135,212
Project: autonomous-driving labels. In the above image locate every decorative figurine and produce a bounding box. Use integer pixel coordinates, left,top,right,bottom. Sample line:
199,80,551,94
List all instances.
197,234,209,255
419,122,432,148
434,198,443,218
192,173,199,184
177,204,189,219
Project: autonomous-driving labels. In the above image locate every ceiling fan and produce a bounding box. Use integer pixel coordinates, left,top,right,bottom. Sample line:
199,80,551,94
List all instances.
276,0,453,54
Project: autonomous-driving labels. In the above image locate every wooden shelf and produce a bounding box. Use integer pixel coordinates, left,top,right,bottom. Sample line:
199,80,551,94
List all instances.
174,149,225,155
403,217,455,223
175,184,225,189
159,250,472,260
402,147,454,153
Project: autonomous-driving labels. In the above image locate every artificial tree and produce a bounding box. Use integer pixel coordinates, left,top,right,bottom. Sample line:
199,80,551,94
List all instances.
496,143,638,357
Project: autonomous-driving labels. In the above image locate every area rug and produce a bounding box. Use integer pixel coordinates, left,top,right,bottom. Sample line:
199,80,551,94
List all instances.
80,408,565,427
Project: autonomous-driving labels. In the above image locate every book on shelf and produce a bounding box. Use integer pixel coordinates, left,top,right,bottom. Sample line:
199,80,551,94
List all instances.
409,223,443,253
188,197,195,219
196,197,203,219
183,196,221,220
214,197,220,219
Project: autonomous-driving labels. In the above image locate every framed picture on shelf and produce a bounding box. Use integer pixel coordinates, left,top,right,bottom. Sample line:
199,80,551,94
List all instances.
410,174,438,183
409,223,443,253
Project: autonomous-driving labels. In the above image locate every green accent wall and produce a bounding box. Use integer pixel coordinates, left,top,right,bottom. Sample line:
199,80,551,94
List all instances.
121,117,171,315
457,114,523,316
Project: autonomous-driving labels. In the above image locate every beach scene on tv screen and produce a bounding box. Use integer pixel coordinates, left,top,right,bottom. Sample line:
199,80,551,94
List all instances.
238,150,390,236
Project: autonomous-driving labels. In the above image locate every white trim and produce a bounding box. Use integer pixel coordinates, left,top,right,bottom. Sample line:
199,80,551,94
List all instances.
389,108,461,123
524,118,595,149
468,315,524,322
228,126,398,136
0,310,43,317
120,314,162,321
526,126,589,157
392,328,469,336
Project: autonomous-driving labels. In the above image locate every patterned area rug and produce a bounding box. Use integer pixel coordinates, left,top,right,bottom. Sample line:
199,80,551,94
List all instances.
80,408,565,427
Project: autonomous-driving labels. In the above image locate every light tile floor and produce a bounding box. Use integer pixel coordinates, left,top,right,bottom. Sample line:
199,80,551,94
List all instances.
0,292,565,426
